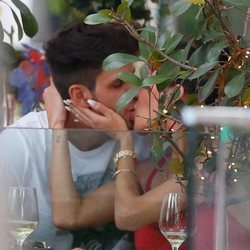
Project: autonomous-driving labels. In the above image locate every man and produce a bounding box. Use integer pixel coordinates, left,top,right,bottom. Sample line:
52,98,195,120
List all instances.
0,21,142,250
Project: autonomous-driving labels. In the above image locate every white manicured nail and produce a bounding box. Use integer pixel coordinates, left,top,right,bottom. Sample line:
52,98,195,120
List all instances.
87,99,97,106
63,99,71,106
65,106,71,111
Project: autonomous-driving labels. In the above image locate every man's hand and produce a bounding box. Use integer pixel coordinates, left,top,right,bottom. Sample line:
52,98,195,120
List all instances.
43,82,66,129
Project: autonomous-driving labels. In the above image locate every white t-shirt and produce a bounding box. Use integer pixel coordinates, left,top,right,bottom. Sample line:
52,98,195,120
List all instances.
0,111,117,250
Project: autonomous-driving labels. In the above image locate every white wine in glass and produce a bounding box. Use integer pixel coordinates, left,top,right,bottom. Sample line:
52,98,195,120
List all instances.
8,187,39,250
159,192,187,250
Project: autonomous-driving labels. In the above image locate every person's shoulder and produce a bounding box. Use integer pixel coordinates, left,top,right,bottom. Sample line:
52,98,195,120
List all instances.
9,111,48,128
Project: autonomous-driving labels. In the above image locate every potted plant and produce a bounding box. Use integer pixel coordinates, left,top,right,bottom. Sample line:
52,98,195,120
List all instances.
82,0,250,233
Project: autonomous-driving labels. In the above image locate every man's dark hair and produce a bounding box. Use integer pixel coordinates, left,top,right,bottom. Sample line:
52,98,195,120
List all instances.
44,22,139,99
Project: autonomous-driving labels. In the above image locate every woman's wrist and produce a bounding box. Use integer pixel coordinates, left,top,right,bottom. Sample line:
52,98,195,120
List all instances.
119,132,134,150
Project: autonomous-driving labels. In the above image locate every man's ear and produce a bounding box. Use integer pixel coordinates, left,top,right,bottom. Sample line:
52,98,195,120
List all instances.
68,84,94,107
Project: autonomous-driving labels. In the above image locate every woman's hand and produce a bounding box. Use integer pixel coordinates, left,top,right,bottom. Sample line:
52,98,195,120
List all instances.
65,99,130,140
67,99,128,130
43,82,66,129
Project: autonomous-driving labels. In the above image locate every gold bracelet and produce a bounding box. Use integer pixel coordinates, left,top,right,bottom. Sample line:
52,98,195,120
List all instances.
113,169,137,179
114,150,136,168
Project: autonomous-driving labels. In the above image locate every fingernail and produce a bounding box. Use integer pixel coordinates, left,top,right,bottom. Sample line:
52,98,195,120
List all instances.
63,100,70,106
87,99,96,106
74,118,80,123
65,106,71,112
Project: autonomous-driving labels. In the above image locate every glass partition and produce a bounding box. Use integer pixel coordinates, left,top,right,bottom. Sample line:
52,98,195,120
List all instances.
183,107,250,250
0,127,249,249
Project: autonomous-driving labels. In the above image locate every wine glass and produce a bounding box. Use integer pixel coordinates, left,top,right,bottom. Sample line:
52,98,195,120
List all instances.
7,187,39,250
159,192,187,250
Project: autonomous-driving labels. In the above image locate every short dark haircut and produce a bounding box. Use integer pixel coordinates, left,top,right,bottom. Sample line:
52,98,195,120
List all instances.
44,22,139,99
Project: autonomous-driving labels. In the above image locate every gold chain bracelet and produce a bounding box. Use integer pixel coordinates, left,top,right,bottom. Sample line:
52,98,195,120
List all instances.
113,150,136,168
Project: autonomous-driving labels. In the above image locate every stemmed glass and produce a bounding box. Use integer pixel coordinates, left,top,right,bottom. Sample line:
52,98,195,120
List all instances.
159,192,187,250
7,187,39,250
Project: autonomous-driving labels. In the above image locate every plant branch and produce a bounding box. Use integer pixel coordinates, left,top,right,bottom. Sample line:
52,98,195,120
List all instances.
243,8,250,37
206,0,238,50
110,13,197,71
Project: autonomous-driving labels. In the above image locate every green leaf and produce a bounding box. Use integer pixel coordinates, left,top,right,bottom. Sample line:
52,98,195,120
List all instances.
189,61,218,80
117,1,131,21
84,12,112,25
164,33,184,55
142,75,170,87
242,88,250,105
0,21,3,42
0,42,18,66
139,63,149,81
103,53,140,71
170,0,191,16
181,38,194,63
139,27,156,59
207,40,228,62
123,0,134,6
240,36,250,48
10,9,23,41
115,86,140,112
157,29,172,49
204,155,217,174
189,44,210,66
158,50,182,79
117,71,141,86
151,133,164,164
224,0,250,7
202,30,225,43
199,70,220,101
169,158,184,175
11,0,38,37
225,74,245,98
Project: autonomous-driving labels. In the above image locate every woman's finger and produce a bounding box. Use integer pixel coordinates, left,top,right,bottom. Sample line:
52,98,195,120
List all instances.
87,99,114,117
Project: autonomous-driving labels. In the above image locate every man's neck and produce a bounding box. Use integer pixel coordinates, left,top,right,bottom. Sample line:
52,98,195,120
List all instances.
64,114,111,151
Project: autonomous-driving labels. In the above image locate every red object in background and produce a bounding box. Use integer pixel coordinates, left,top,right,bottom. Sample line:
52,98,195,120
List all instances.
194,203,250,250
